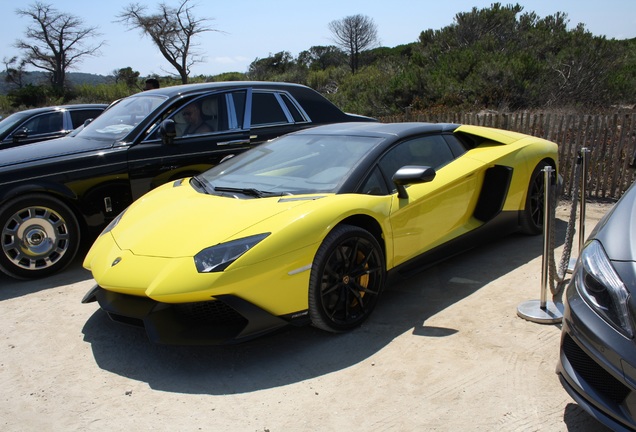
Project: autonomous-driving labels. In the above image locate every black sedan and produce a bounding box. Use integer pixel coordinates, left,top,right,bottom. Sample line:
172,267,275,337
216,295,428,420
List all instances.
557,170,636,431
0,104,107,149
0,81,374,279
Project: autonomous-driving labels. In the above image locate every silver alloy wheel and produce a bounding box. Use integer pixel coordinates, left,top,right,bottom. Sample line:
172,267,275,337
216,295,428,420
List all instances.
1,205,70,270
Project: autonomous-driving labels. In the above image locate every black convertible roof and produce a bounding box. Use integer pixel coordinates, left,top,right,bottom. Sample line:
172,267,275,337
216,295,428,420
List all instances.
292,121,461,139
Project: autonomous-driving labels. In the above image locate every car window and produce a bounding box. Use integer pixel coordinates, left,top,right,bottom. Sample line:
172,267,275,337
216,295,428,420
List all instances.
279,93,307,122
358,166,390,195
20,112,63,135
444,134,469,157
251,92,289,126
76,95,166,140
201,134,383,194
229,91,246,129
69,109,103,129
379,135,455,181
173,95,229,138
0,112,31,138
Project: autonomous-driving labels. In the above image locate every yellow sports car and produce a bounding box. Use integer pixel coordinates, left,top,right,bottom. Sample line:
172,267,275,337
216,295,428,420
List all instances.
82,122,558,344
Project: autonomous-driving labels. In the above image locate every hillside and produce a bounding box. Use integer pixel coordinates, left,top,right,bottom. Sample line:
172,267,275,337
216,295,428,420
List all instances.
0,71,111,95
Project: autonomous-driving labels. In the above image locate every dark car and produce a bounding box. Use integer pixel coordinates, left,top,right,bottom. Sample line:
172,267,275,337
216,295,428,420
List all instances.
557,165,636,431
0,104,107,149
0,81,374,279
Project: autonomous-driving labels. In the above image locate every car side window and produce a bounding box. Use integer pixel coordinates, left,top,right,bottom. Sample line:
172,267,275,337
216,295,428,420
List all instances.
251,92,289,126
174,95,228,137
379,135,455,180
444,134,469,158
358,166,390,195
20,112,63,135
229,91,246,129
70,109,103,129
279,93,306,122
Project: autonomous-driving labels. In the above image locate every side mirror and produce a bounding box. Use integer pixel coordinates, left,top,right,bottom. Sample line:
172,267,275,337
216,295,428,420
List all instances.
160,119,177,145
12,128,28,143
392,165,436,199
83,118,94,127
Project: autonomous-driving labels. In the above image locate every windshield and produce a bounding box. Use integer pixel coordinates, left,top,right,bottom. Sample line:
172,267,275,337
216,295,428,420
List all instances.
199,133,383,195
0,111,31,138
75,95,167,141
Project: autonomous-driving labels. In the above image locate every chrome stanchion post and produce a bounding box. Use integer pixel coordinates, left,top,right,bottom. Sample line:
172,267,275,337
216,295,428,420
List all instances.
517,166,564,324
540,166,551,309
568,147,590,273
578,148,590,253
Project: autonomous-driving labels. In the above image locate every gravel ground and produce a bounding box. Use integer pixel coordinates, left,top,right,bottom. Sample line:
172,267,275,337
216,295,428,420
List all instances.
0,200,616,431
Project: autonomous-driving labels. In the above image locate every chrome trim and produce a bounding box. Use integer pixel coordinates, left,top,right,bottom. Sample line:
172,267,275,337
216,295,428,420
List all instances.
279,196,326,203
218,139,250,146
288,264,312,276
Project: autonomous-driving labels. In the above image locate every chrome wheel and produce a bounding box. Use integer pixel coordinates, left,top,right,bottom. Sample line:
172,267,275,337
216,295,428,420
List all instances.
0,195,79,279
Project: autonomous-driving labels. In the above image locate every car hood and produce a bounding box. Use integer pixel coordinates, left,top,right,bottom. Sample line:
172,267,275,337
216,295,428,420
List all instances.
590,181,636,262
0,135,114,168
111,179,318,257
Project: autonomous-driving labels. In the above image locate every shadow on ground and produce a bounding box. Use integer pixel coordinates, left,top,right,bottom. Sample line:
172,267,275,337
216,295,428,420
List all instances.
0,251,92,301
563,403,613,431
80,223,565,395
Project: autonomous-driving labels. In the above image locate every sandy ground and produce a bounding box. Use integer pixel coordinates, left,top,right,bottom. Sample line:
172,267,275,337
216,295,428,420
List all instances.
0,200,617,432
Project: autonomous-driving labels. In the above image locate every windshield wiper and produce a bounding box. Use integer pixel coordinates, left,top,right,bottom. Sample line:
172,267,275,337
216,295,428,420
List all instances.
213,186,282,198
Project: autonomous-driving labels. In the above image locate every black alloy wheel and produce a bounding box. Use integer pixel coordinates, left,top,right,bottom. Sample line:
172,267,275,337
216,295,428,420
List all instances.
308,224,386,332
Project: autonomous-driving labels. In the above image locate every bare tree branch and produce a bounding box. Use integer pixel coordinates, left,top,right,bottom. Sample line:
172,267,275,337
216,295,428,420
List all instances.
3,56,28,88
117,0,219,84
329,14,378,73
14,1,104,92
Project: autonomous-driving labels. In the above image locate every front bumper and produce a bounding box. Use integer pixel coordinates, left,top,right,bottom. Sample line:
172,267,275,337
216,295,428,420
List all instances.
557,281,636,431
82,285,309,345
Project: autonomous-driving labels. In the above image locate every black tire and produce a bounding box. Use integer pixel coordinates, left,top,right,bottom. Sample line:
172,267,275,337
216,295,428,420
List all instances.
519,161,551,235
0,194,80,279
308,225,386,332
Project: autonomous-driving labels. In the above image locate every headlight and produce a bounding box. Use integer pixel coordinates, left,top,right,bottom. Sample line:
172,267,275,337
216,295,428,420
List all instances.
194,233,270,273
99,207,128,237
575,239,633,338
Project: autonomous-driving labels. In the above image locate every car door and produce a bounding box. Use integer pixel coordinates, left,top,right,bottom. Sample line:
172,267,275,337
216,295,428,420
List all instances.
126,89,252,199
381,134,484,266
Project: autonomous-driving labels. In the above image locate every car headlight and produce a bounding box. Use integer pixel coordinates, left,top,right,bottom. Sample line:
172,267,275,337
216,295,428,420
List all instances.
575,239,633,338
99,207,128,237
194,233,270,273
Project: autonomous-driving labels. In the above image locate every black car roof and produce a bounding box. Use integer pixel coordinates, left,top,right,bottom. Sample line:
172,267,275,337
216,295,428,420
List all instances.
140,81,318,98
138,81,355,123
8,104,108,115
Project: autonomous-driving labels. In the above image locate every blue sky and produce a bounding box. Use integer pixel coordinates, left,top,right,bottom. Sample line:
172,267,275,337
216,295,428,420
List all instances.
2,0,636,78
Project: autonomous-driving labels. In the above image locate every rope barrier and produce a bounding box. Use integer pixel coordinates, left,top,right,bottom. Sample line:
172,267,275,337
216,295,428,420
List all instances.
549,150,583,302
